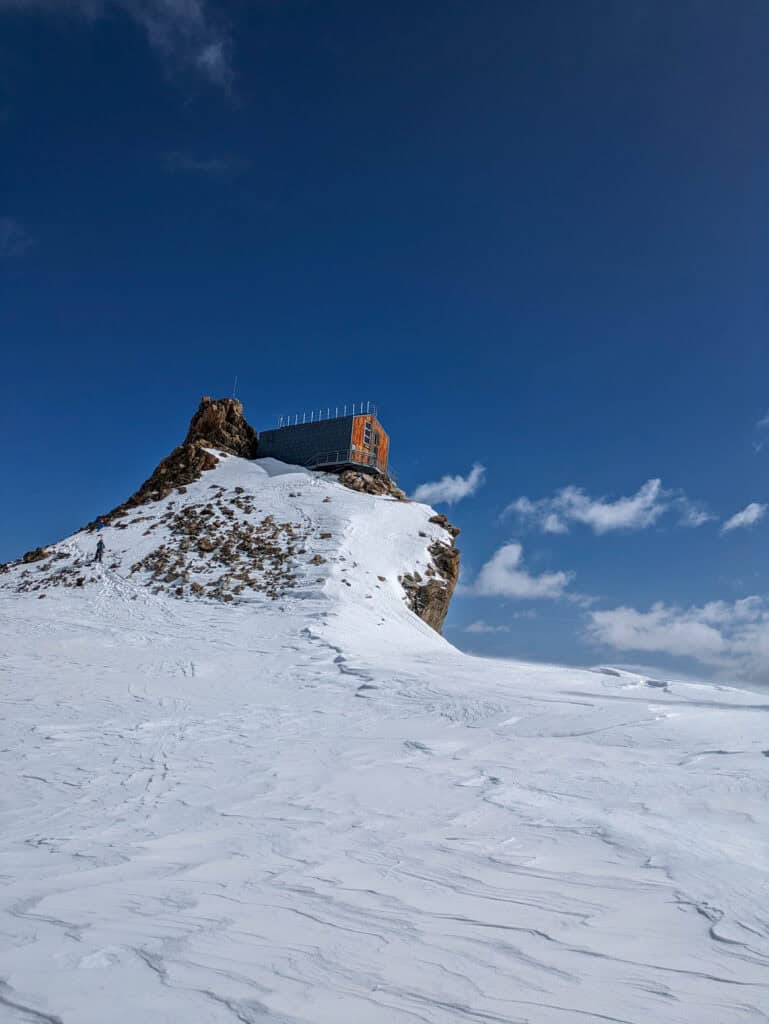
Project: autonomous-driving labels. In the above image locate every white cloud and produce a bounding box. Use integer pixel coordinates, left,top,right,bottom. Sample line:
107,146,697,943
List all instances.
412,464,485,506
588,604,726,661
507,479,669,535
0,216,34,259
542,512,569,534
0,0,232,86
721,502,767,533
587,597,769,683
676,498,715,528
756,410,769,430
473,542,573,600
508,480,715,534
464,621,510,634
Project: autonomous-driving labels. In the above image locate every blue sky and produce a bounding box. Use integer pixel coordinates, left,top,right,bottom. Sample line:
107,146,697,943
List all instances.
1,1,767,684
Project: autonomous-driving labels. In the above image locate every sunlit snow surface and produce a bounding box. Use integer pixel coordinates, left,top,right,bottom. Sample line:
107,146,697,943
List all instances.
1,456,768,1023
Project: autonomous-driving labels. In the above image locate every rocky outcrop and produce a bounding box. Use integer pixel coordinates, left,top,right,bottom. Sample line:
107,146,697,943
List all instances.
330,468,406,500
400,514,461,634
184,397,259,458
21,546,49,564
99,398,258,526
100,445,220,525
427,513,461,540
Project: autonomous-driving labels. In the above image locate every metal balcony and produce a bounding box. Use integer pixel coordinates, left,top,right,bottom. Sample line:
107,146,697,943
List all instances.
305,448,389,476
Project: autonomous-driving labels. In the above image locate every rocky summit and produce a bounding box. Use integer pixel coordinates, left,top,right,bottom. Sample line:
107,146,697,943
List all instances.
184,396,260,457
0,397,460,633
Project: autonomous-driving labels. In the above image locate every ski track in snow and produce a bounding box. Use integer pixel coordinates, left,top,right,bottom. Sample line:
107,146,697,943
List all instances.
1,456,768,1023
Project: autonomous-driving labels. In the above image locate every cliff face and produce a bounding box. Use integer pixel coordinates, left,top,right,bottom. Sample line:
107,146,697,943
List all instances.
399,514,460,633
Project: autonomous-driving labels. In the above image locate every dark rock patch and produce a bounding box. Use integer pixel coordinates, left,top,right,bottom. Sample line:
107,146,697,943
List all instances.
21,547,49,564
129,501,307,603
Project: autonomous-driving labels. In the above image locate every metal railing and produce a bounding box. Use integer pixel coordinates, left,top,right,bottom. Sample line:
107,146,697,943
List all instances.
306,448,385,472
277,401,379,428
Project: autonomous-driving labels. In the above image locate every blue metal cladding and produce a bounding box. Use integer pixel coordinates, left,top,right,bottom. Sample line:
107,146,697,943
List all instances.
257,417,355,467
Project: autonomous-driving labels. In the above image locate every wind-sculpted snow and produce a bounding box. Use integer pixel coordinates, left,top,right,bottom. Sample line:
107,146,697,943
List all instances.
1,458,768,1022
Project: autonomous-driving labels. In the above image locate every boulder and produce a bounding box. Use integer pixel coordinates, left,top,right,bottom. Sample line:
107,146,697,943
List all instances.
21,547,49,564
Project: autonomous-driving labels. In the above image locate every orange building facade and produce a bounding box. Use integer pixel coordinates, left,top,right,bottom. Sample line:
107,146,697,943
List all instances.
350,414,390,473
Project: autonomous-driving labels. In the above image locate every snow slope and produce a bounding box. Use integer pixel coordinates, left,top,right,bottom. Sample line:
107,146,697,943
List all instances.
1,455,768,1023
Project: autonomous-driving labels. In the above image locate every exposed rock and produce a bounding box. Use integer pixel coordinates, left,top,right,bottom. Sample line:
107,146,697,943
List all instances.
400,527,460,634
428,513,461,539
329,469,406,500
98,397,259,526
21,547,49,564
127,503,307,603
184,397,259,458
101,445,220,525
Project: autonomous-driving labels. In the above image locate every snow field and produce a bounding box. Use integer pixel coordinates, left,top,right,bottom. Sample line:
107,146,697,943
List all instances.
1,455,768,1022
